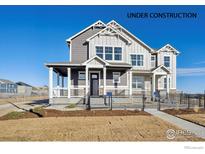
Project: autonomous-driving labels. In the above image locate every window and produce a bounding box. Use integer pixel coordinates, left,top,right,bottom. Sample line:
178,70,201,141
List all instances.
131,55,137,66
151,55,156,68
113,72,120,83
105,47,113,60
164,78,167,89
130,54,144,66
132,76,144,89
114,47,122,60
164,56,170,67
78,71,85,80
96,46,103,59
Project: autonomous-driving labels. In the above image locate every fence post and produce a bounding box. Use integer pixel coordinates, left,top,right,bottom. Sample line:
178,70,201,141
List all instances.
187,95,190,109
157,95,160,111
180,91,183,104
109,96,112,110
142,93,145,111
198,94,201,107
86,95,91,110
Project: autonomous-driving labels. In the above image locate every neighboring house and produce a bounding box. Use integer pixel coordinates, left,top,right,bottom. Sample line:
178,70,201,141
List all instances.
16,82,33,96
45,20,179,103
0,79,17,94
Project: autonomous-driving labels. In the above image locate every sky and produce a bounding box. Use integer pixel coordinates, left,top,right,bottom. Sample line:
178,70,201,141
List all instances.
0,6,205,93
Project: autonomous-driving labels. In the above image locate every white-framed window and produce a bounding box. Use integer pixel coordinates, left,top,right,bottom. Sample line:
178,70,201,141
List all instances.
96,46,103,59
114,47,122,61
164,56,170,67
130,54,144,66
78,71,85,80
105,47,113,60
132,76,144,89
113,72,121,83
164,78,167,89
151,55,156,67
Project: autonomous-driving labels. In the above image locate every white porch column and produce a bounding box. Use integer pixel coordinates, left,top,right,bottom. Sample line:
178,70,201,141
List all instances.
166,74,170,94
57,73,60,97
129,70,132,96
49,67,53,99
103,66,106,95
67,68,71,98
85,66,89,96
152,74,156,97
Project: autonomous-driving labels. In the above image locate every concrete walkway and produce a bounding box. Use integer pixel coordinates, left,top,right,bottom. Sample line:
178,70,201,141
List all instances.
145,109,205,139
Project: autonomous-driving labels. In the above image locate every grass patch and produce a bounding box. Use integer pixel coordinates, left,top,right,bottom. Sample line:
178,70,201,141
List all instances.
32,106,44,113
5,111,25,119
65,103,76,109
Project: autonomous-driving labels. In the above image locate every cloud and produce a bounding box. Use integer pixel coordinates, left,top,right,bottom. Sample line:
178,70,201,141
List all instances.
177,67,205,76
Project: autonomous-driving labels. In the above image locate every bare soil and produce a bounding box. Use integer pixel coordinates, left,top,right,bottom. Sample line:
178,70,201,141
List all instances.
0,109,149,121
0,115,203,141
0,96,48,105
163,109,205,127
163,108,205,115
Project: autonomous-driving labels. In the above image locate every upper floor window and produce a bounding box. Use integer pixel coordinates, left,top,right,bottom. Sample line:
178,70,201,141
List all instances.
164,56,170,67
151,55,156,68
114,47,122,61
130,54,144,66
105,47,113,60
96,46,103,59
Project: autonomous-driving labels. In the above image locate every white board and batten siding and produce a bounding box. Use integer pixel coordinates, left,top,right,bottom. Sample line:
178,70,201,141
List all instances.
157,51,177,89
89,33,152,70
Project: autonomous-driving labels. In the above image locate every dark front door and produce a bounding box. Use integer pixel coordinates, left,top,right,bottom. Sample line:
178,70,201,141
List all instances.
90,73,99,96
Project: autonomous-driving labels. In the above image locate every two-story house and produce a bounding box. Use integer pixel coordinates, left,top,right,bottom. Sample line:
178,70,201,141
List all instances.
45,20,179,104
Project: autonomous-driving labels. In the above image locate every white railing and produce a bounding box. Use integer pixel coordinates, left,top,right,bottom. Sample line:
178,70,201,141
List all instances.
53,87,68,97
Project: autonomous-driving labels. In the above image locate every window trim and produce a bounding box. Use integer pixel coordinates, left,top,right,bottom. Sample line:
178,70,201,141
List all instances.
132,76,144,89
105,46,113,60
164,55,171,68
95,45,123,62
96,46,104,59
113,72,121,84
129,53,145,67
78,71,86,80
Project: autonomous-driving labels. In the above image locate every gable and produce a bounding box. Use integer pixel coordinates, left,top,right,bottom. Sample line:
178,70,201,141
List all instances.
157,44,180,55
107,20,154,53
86,26,131,44
152,65,170,74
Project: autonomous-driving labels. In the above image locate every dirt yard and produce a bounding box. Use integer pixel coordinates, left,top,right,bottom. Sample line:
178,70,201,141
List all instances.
0,96,48,105
0,111,203,141
163,108,205,127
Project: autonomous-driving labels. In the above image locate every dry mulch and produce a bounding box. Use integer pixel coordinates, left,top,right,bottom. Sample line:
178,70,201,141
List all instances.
163,108,205,115
0,109,150,121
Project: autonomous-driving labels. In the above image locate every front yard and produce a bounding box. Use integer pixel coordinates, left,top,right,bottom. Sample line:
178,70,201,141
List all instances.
0,109,203,141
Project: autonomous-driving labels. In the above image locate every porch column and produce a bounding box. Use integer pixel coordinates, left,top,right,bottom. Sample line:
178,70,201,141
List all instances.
166,74,170,94
152,74,156,97
67,68,71,98
57,73,60,97
85,66,89,96
103,66,106,95
129,70,132,96
49,67,53,99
